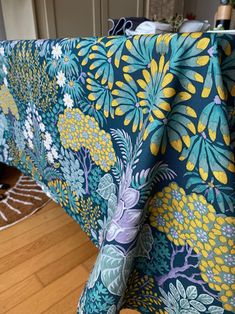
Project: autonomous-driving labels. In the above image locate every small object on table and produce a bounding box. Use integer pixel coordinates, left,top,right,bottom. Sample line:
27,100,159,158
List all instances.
125,20,172,35
108,17,150,35
125,17,210,35
215,0,233,30
179,20,210,32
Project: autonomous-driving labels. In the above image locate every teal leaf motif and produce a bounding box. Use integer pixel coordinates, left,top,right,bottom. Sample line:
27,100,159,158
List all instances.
132,161,176,204
176,279,186,298
189,300,206,312
87,252,101,289
110,128,133,166
135,224,154,259
107,305,117,314
97,174,116,200
208,306,224,314
180,299,191,309
107,193,117,218
101,245,133,296
169,282,180,301
186,286,198,300
196,294,214,305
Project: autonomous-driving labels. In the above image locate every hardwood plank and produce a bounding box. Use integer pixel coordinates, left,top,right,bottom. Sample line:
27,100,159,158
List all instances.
0,275,43,314
83,253,98,272
5,265,89,314
0,230,90,294
42,284,85,314
0,169,140,314
0,202,64,245
36,240,98,286
0,220,80,274
0,211,74,260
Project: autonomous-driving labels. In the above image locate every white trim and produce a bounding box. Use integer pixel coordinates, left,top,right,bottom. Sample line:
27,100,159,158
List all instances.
34,0,57,39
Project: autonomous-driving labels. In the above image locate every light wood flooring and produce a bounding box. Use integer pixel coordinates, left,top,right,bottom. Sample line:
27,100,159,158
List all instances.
0,166,138,313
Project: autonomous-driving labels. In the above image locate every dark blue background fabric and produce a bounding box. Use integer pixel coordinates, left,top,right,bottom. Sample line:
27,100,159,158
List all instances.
0,33,234,313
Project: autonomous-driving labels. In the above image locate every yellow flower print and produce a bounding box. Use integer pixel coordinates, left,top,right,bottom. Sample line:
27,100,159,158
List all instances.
199,258,235,311
211,216,235,245
70,196,101,238
48,179,69,207
149,183,188,246
137,58,175,119
149,182,235,311
199,260,223,291
156,33,175,50
58,108,116,172
111,73,149,132
140,57,197,156
123,270,163,312
185,220,216,258
163,221,185,246
0,85,19,120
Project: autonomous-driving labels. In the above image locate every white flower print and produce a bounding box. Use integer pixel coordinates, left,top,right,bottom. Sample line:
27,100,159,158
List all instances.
28,117,33,125
23,129,28,139
35,113,42,123
47,151,54,164
28,139,34,149
27,129,34,139
3,147,8,161
3,78,8,86
0,46,4,56
44,140,51,150
63,93,73,109
2,64,7,74
44,132,52,150
39,122,45,132
56,71,66,87
26,106,31,115
51,146,58,159
52,43,62,60
25,120,31,131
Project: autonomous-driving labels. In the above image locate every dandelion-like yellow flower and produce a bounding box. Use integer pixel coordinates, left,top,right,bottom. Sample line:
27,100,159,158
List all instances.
58,108,116,172
0,85,19,120
149,182,235,311
149,183,187,246
48,179,69,207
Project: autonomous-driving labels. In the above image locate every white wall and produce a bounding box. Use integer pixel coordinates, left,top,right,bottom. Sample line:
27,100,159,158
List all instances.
0,1,5,40
1,0,37,40
184,0,220,26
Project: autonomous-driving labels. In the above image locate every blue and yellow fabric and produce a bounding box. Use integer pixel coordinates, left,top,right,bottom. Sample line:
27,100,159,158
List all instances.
0,32,234,314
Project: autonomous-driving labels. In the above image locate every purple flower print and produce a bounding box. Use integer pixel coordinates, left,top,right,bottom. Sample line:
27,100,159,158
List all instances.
106,166,142,244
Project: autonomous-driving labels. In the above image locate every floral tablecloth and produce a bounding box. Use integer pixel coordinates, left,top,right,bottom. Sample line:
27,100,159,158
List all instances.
0,33,234,314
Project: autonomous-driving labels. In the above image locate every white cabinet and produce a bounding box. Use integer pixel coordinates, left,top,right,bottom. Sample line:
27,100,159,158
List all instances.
36,0,146,38
0,0,147,39
46,0,101,37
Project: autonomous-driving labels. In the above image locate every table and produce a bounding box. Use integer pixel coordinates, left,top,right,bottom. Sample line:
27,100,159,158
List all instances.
0,32,234,314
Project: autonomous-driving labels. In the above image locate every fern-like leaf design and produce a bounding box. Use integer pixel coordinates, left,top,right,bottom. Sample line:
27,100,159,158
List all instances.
132,161,176,203
110,128,133,166
111,156,124,183
132,129,143,170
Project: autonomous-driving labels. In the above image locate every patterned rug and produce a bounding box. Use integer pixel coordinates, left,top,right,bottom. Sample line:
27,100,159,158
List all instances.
0,170,50,231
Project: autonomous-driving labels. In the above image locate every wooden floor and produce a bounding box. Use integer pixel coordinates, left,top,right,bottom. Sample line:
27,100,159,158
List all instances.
0,170,138,313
